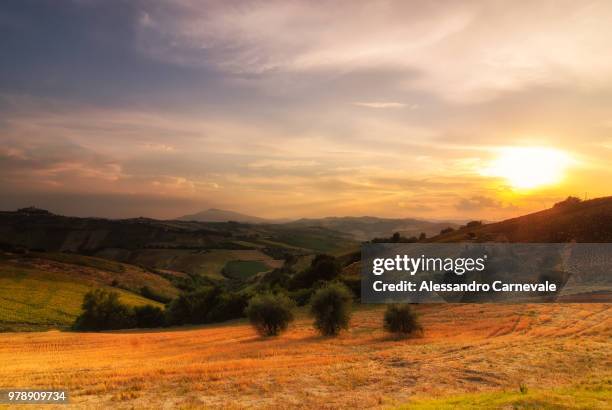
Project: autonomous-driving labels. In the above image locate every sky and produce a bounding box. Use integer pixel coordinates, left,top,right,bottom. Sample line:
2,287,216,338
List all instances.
1,0,611,220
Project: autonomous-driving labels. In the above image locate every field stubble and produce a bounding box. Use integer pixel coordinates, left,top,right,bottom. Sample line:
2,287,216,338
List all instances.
0,304,609,409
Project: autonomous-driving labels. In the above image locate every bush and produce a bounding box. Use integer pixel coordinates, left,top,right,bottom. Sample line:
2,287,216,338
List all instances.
289,254,341,289
140,285,171,304
206,291,249,322
133,305,165,328
340,276,361,299
246,293,295,336
383,304,422,336
289,288,313,306
165,287,247,326
73,289,135,330
310,283,352,336
553,196,582,209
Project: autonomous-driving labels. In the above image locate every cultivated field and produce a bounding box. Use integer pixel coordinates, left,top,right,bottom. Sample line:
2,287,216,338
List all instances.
0,304,609,409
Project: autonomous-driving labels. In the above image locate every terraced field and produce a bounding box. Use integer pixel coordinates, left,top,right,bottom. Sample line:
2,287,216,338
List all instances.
0,304,609,408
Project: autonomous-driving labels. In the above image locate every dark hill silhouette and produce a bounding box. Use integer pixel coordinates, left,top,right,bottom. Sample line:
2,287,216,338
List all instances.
288,216,459,241
430,196,612,243
177,208,274,223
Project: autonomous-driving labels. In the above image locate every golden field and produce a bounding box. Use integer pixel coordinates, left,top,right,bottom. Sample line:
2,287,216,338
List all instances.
0,304,610,409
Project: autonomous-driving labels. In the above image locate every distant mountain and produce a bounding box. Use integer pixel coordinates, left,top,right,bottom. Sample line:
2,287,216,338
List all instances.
287,216,459,241
177,208,274,223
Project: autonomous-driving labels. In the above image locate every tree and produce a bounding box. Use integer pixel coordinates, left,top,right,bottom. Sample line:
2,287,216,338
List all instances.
440,227,455,235
73,289,135,330
165,287,247,325
383,304,422,336
133,305,165,328
553,196,582,209
310,283,352,336
419,232,427,241
289,254,341,289
465,220,482,228
246,293,295,336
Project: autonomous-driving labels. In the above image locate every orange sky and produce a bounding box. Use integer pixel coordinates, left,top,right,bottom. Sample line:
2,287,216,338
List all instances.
1,1,611,220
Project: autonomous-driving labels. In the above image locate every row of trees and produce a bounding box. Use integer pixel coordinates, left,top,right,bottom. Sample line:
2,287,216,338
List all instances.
73,287,247,330
73,283,422,338
246,283,422,338
74,289,165,330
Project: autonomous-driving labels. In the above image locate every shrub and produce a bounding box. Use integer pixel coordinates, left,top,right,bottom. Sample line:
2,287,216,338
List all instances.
140,285,171,304
340,276,361,299
289,288,313,306
289,254,341,289
165,287,247,326
206,291,249,322
553,196,581,209
246,293,295,336
133,305,165,328
310,283,352,336
383,304,422,336
73,289,135,330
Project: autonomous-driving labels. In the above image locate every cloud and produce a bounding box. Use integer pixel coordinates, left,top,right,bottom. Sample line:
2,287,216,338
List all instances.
352,102,406,109
247,159,319,170
456,196,517,212
135,0,612,102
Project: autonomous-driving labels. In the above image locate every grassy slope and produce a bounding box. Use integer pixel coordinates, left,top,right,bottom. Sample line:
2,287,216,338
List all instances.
0,255,165,331
431,196,612,243
118,249,282,280
0,304,608,408
28,252,178,299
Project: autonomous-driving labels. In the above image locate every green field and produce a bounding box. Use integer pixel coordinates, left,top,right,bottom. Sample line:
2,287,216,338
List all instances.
0,260,163,331
222,260,270,280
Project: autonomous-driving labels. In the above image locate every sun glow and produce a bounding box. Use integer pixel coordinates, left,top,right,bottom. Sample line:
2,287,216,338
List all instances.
483,147,573,190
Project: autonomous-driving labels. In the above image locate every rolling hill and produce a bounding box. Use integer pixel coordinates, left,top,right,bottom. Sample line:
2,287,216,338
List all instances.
177,208,275,223
0,209,358,258
287,216,459,241
0,252,170,331
430,196,612,243
0,209,359,331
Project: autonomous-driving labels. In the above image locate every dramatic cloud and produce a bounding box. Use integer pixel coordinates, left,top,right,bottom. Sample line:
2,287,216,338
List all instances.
136,0,612,102
1,1,611,219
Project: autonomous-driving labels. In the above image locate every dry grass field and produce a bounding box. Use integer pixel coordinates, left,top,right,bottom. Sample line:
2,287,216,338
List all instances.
0,304,610,409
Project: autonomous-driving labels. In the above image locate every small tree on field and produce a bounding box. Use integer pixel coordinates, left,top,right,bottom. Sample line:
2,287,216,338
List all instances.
310,283,352,336
383,304,422,337
246,293,295,336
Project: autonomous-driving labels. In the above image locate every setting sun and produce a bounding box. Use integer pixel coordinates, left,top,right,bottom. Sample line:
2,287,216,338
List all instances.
483,147,573,190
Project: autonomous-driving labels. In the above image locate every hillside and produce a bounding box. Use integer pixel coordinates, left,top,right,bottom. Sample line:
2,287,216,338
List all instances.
430,196,612,243
177,208,275,223
0,209,359,331
288,216,459,241
0,252,169,331
0,210,358,273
